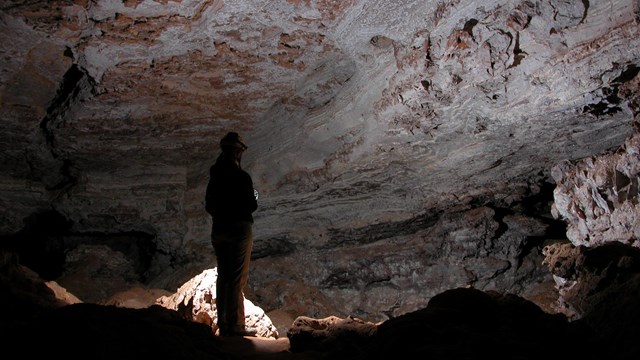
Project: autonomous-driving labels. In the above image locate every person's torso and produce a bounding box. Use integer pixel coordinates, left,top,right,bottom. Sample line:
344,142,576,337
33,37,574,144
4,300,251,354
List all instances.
206,161,257,223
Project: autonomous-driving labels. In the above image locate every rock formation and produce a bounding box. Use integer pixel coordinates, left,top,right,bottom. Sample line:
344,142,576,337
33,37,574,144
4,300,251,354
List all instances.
4,248,637,359
0,0,639,349
156,267,279,338
551,133,640,248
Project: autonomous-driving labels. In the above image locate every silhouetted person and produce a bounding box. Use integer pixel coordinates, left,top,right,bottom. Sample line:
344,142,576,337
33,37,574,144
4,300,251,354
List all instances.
205,132,258,336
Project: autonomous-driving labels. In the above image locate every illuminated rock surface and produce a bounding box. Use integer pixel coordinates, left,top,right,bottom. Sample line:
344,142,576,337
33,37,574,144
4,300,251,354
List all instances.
156,267,280,339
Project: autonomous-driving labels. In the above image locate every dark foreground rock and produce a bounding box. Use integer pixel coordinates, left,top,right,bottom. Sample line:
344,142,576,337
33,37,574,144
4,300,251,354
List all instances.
3,249,639,360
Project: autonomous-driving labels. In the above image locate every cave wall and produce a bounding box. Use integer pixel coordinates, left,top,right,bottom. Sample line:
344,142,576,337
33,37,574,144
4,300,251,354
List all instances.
0,0,639,320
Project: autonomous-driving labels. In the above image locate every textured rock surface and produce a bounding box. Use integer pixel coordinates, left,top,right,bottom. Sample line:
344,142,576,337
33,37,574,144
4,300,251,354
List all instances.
551,132,640,248
1,0,639,324
547,131,639,327
252,203,560,322
1,249,639,359
156,267,279,338
541,241,640,360
285,288,629,359
543,242,640,319
287,315,377,353
361,287,606,359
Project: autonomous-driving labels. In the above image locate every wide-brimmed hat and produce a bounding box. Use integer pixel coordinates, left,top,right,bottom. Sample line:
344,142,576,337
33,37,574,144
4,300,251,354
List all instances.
220,132,247,150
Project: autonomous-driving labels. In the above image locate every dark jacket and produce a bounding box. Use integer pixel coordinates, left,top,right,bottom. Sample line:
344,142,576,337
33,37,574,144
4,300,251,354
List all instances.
205,153,257,224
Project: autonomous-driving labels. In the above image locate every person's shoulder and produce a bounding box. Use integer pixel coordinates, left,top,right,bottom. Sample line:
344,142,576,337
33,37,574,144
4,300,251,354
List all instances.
240,169,253,182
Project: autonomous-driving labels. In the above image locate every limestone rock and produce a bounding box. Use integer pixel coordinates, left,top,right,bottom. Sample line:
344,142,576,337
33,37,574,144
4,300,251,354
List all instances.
44,280,83,305
543,241,640,320
287,315,378,353
156,267,279,338
551,133,640,248
104,286,172,309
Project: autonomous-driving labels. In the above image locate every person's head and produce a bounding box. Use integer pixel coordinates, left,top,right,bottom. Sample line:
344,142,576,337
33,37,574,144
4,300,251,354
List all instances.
219,132,247,160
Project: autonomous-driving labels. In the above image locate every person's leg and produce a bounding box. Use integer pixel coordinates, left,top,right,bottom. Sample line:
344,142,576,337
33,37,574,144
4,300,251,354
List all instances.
212,223,235,336
227,222,253,334
213,241,232,335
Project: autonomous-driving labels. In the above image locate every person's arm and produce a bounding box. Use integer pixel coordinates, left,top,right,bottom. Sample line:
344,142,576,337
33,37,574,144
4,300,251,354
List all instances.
243,171,258,214
204,169,217,215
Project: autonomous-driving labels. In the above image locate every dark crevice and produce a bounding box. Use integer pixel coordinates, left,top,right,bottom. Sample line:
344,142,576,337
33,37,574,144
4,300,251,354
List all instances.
521,220,566,267
252,235,295,259
490,206,512,242
321,257,392,290
323,210,442,249
582,86,622,116
518,180,568,267
63,46,74,59
508,32,527,69
483,178,567,269
322,271,359,289
520,179,557,218
583,63,639,117
579,1,590,25
582,99,622,116
0,209,157,282
463,18,479,38
37,64,95,191
612,63,640,84
40,64,86,146
0,209,71,280
63,230,158,283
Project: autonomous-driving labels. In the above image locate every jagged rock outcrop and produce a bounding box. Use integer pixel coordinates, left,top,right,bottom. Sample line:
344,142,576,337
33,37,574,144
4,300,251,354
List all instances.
541,242,640,360
551,132,640,248
285,287,633,360
543,242,640,319
156,267,279,339
287,315,377,353
545,131,640,334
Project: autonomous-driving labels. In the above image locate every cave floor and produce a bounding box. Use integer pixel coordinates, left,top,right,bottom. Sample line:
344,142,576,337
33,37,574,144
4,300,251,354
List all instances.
216,336,300,359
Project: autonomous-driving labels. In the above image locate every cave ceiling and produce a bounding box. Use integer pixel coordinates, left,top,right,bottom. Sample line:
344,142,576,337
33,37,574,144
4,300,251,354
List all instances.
1,0,639,264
